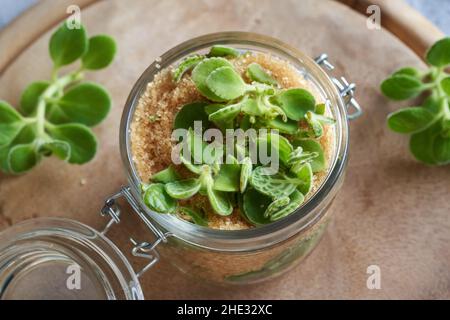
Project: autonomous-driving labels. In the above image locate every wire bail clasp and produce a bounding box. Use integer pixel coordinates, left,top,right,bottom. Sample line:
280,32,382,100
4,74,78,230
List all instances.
100,186,171,278
314,53,362,120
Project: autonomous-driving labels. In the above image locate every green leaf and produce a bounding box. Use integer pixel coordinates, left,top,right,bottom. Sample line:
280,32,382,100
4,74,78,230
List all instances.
270,190,304,221
179,207,208,226
264,196,290,218
392,67,422,78
206,182,233,216
409,122,441,165
206,66,247,100
292,139,325,173
213,163,241,192
250,166,297,199
314,103,326,115
241,188,272,225
246,63,277,85
387,107,436,133
291,163,313,194
49,23,88,67
151,166,180,183
264,116,298,134
257,132,293,166
20,82,49,115
39,140,71,161
380,75,426,101
0,101,25,147
440,77,450,96
81,35,116,70
240,157,252,192
207,45,240,58
174,102,210,130
433,135,450,165
192,57,234,102
143,183,177,213
204,104,225,115
51,83,111,126
7,143,40,174
173,55,204,83
47,123,97,164
426,37,450,67
271,89,316,121
165,179,201,199
208,102,241,122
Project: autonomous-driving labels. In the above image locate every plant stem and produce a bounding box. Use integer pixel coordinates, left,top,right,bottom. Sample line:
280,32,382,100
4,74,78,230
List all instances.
35,71,83,139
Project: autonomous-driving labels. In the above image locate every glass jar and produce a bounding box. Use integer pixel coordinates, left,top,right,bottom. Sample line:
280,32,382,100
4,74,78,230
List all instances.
0,32,361,299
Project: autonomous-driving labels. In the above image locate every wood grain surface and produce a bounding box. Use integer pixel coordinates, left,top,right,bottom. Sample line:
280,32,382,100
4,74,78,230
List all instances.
0,0,449,299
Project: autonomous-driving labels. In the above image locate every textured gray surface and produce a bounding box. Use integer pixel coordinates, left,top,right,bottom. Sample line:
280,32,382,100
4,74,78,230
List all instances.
0,1,449,34
0,0,37,29
406,0,450,34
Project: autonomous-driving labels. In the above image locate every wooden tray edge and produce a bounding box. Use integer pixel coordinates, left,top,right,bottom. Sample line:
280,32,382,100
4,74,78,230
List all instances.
0,0,99,75
337,0,445,59
0,0,445,75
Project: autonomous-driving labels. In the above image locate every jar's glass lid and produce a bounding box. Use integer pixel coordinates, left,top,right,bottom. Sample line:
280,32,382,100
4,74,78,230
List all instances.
0,218,143,300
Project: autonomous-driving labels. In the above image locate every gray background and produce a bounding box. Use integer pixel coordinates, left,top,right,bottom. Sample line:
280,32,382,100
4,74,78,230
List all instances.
0,0,449,33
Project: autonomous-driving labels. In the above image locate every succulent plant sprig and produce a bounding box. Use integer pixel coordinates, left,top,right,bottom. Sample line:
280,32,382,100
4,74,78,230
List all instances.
0,23,116,174
381,37,450,166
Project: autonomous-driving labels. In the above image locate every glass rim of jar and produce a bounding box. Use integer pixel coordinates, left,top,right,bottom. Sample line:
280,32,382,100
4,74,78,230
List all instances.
0,217,144,300
119,32,349,252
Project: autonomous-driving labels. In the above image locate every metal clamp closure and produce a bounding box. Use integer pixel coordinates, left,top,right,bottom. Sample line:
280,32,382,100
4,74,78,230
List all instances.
314,53,362,120
100,186,171,278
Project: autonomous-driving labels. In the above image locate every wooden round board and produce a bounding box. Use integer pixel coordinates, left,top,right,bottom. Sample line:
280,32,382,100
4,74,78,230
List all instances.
0,0,449,299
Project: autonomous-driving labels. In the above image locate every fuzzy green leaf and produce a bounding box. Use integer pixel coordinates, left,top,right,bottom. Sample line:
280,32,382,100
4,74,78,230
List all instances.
392,67,422,78
7,143,40,174
151,166,180,183
208,45,240,58
81,35,116,70
240,157,252,193
381,75,426,101
246,63,277,85
206,182,233,216
0,101,25,147
271,88,316,121
143,183,177,213
387,107,435,133
179,207,208,226
409,122,441,165
165,179,201,199
47,123,97,164
433,135,450,165
241,188,272,225
50,83,111,126
440,77,450,96
250,166,297,199
192,57,234,102
257,132,293,166
291,162,313,195
173,55,204,83
426,37,450,67
263,116,298,134
174,102,210,130
270,190,304,221
39,140,71,161
20,82,49,115
49,23,88,67
213,163,241,192
292,139,325,173
206,66,247,100
208,102,241,122
264,196,290,218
